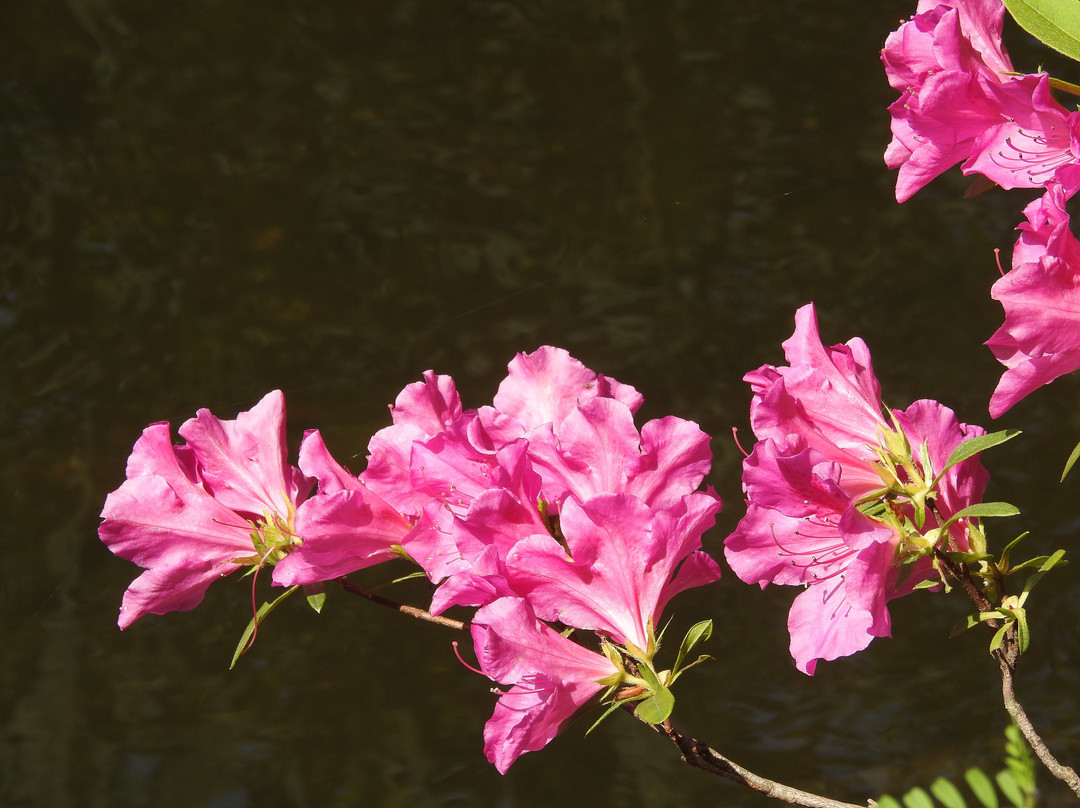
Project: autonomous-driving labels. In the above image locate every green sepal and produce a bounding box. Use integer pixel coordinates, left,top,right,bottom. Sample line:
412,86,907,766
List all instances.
303,583,326,613
965,766,999,808
930,776,967,808
229,585,299,669
1003,0,1080,62
634,685,674,725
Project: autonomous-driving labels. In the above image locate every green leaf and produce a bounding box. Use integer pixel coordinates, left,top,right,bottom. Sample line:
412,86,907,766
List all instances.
229,585,298,669
1015,609,1030,655
939,430,1020,482
902,786,935,808
672,619,712,674
634,685,674,724
876,797,903,808
949,502,1021,521
1004,0,1080,61
995,770,1024,808
1062,437,1080,481
998,533,1030,569
1017,548,1067,607
965,767,999,808
989,623,1011,653
930,776,968,808
584,701,623,736
303,583,326,613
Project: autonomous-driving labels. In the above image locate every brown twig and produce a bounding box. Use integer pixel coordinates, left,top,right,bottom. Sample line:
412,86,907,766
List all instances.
997,652,1080,798
336,577,468,631
638,712,873,808
934,549,1080,798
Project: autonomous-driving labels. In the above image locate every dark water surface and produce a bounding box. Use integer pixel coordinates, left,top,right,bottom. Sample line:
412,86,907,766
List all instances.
4,2,1079,807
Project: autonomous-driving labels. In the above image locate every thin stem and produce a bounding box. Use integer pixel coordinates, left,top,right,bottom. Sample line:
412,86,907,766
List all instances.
337,576,468,631
997,653,1080,798
934,550,1079,798
640,713,872,808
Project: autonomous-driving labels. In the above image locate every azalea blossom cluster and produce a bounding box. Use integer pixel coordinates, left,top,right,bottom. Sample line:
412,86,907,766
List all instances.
883,0,1080,416
724,304,990,674
99,347,722,772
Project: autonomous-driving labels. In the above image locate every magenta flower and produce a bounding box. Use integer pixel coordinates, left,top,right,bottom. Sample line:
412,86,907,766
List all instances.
882,0,1080,202
725,304,989,674
882,0,1015,201
271,430,440,586
502,492,721,652
99,391,312,628
470,596,619,773
987,180,1080,416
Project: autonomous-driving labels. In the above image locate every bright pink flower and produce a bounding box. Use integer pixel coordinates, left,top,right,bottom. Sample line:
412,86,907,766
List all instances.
881,0,1080,202
503,492,721,651
470,596,619,773
882,0,1015,201
963,75,1080,193
271,430,442,586
725,305,988,674
99,391,312,628
988,180,1080,416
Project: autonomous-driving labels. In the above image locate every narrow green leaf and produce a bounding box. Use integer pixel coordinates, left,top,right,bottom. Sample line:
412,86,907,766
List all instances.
965,767,999,808
1017,548,1067,606
634,685,674,724
949,614,982,638
950,502,1021,521
998,533,1030,569
940,430,1020,480
1004,0,1080,61
672,619,712,674
585,701,623,736
930,776,968,808
1015,609,1030,655
1062,438,1080,481
876,797,903,808
995,770,1024,808
902,786,935,808
989,623,1010,653
229,585,299,669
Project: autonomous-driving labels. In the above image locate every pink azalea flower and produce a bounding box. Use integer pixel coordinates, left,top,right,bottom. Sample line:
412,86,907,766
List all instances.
725,305,988,674
99,391,312,628
882,0,1080,201
987,180,1080,416
502,492,721,652
882,0,1016,201
470,596,619,773
963,75,1080,193
271,430,441,586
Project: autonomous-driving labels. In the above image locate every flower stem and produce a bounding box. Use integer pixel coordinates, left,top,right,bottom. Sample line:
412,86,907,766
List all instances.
642,714,873,808
997,653,1080,798
336,576,468,631
934,550,1080,798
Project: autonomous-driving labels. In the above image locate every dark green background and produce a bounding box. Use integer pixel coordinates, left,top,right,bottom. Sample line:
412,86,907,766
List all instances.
3,2,1078,806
